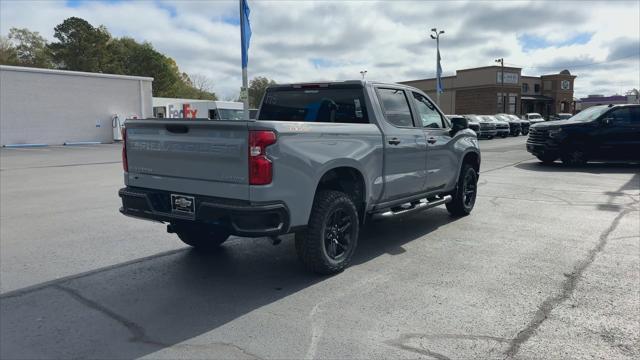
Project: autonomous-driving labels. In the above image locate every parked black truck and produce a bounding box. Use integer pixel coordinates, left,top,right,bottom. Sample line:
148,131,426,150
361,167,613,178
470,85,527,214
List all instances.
526,104,640,165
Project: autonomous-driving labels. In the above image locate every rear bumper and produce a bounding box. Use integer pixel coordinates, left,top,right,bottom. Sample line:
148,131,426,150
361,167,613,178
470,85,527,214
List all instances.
119,187,290,237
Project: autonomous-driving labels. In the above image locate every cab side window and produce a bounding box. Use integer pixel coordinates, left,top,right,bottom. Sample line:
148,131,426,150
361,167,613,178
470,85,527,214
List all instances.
610,108,632,125
376,88,414,127
412,92,445,128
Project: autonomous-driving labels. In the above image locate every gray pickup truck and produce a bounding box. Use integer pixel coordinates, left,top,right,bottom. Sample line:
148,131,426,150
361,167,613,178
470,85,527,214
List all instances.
119,81,481,274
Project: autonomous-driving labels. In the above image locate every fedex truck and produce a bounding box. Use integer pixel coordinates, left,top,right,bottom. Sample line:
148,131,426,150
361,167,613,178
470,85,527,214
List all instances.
152,98,244,120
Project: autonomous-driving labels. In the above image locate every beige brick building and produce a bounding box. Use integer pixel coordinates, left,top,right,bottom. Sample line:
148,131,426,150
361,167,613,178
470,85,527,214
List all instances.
400,66,576,118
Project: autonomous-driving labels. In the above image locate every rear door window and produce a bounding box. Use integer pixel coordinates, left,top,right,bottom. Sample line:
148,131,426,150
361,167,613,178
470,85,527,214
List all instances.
376,88,414,127
258,87,368,123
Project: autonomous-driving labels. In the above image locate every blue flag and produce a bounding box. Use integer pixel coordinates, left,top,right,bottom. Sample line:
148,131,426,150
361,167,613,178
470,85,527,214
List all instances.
436,48,444,94
241,0,252,68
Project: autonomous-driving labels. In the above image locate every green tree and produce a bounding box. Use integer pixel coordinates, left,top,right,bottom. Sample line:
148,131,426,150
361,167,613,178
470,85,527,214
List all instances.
0,35,19,65
48,17,111,72
7,28,53,68
248,76,276,108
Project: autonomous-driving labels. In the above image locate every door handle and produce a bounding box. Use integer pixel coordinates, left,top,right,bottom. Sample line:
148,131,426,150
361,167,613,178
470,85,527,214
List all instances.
427,137,437,144
388,137,401,145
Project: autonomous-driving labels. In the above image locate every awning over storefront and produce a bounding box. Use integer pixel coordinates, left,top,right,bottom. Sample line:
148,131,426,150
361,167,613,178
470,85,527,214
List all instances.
521,95,553,102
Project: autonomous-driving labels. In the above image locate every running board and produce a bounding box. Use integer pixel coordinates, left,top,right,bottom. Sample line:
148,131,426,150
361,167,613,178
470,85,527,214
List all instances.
372,195,452,220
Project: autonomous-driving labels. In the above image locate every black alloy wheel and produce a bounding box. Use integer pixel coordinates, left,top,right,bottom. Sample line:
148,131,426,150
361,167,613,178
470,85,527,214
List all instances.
561,148,588,166
295,190,359,274
462,170,477,210
323,208,353,261
446,164,478,216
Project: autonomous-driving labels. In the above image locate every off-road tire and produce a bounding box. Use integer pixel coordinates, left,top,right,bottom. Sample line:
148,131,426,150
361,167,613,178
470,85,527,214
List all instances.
537,154,557,165
561,147,588,166
446,164,478,217
175,224,230,250
295,190,359,275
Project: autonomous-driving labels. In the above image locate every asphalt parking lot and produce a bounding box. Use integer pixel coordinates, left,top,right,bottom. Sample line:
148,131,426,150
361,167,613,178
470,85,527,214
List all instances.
1,137,639,359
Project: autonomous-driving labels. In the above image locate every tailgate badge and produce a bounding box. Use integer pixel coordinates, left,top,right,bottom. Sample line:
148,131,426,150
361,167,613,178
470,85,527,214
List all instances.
171,194,195,215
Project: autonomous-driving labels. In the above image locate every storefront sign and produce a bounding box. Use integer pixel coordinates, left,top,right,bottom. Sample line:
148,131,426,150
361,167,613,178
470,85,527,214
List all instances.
497,72,519,84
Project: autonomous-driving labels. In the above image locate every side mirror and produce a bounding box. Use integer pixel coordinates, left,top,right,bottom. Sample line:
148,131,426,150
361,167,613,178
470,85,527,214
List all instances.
450,117,468,135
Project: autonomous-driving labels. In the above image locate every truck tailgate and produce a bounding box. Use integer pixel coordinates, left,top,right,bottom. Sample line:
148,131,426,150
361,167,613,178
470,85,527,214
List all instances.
124,120,249,200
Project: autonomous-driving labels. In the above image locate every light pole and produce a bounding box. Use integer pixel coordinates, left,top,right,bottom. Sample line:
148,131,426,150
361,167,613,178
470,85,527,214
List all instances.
360,70,367,80
495,57,505,113
430,28,445,106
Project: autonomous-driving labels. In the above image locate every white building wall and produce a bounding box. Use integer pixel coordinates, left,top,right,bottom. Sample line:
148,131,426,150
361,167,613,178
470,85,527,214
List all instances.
0,65,152,145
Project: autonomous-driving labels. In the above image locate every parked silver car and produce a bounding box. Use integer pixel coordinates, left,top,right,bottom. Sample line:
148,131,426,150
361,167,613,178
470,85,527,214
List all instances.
507,114,529,135
495,114,522,136
464,115,497,139
482,115,510,138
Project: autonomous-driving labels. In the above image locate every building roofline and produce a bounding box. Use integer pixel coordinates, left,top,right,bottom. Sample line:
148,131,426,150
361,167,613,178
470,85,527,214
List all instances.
0,65,154,81
457,65,521,72
398,75,456,83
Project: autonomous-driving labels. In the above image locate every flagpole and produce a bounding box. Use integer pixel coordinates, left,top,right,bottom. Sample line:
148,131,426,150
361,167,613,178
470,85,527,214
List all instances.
430,28,445,107
240,0,249,120
436,36,440,106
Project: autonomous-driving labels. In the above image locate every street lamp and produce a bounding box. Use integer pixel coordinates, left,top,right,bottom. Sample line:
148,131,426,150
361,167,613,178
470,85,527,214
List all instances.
495,57,505,113
360,70,367,80
430,28,445,106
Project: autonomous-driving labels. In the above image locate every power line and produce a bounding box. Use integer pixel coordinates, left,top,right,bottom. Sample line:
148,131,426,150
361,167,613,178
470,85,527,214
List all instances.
504,53,638,71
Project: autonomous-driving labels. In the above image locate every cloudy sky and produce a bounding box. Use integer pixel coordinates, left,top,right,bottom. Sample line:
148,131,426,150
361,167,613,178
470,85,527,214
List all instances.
1,0,638,99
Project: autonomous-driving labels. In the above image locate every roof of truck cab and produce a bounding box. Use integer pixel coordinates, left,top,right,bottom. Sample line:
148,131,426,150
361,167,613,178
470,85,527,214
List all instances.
267,80,419,90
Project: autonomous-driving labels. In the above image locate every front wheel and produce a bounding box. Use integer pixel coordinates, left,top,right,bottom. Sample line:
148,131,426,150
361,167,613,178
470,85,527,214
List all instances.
446,164,478,217
561,148,588,166
295,190,359,275
501,133,508,138
175,224,230,250
537,154,557,164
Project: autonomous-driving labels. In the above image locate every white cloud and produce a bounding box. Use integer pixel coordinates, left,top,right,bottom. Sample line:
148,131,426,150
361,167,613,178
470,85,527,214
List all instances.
1,0,638,98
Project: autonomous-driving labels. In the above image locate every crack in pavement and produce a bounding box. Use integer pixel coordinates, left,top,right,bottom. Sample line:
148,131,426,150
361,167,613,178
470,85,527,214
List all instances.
54,284,152,344
386,333,511,360
502,209,634,359
53,284,263,359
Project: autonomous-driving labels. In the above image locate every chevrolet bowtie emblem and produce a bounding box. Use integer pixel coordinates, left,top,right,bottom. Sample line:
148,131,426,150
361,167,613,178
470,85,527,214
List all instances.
175,198,192,207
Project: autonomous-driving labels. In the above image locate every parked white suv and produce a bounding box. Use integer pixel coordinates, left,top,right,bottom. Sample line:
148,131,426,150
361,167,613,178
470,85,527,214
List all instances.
523,113,545,124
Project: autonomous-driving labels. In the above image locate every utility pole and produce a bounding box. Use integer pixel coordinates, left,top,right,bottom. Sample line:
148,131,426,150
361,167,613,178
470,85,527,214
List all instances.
495,57,505,113
430,28,445,106
360,70,367,80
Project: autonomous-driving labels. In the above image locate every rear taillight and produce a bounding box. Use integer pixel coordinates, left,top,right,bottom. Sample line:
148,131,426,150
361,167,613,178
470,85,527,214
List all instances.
249,130,276,185
122,127,128,172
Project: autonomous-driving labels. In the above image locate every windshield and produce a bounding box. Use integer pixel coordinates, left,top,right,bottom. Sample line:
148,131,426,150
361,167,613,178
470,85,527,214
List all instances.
567,106,610,122
258,87,369,123
217,109,244,120
529,114,542,119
